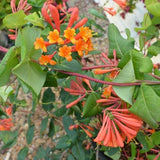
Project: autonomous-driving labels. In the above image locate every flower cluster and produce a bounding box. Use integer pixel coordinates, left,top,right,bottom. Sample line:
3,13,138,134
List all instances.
34,4,94,65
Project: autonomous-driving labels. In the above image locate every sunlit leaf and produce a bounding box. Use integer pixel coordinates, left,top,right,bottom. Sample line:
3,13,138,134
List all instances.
130,84,160,128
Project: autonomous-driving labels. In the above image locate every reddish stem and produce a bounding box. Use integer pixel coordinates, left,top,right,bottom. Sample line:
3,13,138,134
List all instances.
82,64,117,70
56,70,160,86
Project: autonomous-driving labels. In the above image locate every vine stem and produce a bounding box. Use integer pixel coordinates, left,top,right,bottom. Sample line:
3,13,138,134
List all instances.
56,70,160,86
96,144,99,160
82,64,117,70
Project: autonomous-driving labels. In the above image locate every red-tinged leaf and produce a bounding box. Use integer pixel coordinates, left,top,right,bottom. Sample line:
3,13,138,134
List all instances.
48,5,60,32
41,7,55,29
67,7,79,28
74,18,88,29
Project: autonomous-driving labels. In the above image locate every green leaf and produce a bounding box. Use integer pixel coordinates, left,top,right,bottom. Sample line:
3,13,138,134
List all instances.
55,135,72,149
20,26,42,61
145,0,160,17
3,10,28,28
0,86,13,101
63,115,78,142
88,8,107,20
89,50,101,55
0,47,19,86
43,72,57,87
34,146,46,159
24,12,45,28
130,142,136,158
26,125,34,144
40,117,48,135
71,142,85,160
108,24,134,58
17,146,29,160
147,155,160,160
52,59,82,72
53,105,67,117
0,131,18,150
104,148,121,160
113,59,136,105
150,131,160,145
136,131,154,153
67,154,75,160
88,18,105,32
148,40,160,56
13,61,46,96
142,13,152,28
139,56,153,73
42,88,55,111
83,92,101,117
48,117,55,137
129,84,160,128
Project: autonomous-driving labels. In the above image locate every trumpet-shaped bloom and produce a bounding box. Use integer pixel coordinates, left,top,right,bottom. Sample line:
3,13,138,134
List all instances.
0,105,13,131
34,37,47,52
58,45,72,61
79,26,93,42
47,30,64,44
94,108,143,147
39,55,57,65
104,7,117,16
113,0,126,9
75,39,85,57
75,38,93,56
64,28,76,44
0,118,13,131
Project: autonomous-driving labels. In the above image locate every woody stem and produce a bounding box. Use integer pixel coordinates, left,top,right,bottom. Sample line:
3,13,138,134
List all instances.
55,70,160,86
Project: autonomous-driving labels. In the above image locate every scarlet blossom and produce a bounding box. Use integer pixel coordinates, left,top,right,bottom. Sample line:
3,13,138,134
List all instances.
64,28,76,44
113,0,127,9
58,45,72,61
47,30,64,44
64,77,92,108
0,118,13,131
94,108,143,147
39,55,57,65
11,0,32,14
34,37,47,52
79,26,93,42
104,7,117,16
0,105,13,131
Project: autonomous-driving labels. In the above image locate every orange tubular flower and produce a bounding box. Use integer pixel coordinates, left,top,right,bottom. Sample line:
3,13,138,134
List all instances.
75,39,85,57
34,37,47,52
103,85,112,98
64,28,76,44
113,0,127,9
94,68,118,75
94,108,143,147
58,45,72,61
0,118,13,131
0,105,13,131
47,30,64,44
104,7,117,16
79,26,93,42
39,55,57,65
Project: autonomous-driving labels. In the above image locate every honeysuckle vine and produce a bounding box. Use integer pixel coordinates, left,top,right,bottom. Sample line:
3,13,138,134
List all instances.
1,0,160,159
